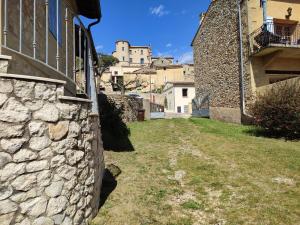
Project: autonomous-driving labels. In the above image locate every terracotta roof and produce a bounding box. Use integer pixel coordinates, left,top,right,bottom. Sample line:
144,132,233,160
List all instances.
129,67,157,74
76,0,101,19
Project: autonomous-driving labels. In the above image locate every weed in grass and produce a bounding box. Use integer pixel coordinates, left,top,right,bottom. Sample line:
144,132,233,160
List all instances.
181,200,204,210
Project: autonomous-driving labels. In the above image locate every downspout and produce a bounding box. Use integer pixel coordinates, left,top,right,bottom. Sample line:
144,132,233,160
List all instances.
237,0,246,117
262,0,268,26
87,18,101,114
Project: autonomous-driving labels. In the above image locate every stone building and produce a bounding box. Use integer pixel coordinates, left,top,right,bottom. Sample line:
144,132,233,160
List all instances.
192,0,300,123
0,1,105,225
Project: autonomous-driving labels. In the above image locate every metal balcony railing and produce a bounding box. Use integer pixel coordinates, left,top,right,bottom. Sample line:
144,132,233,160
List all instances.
249,22,300,54
2,0,99,97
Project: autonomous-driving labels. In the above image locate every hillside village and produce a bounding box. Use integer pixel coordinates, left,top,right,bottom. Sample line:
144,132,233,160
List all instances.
0,0,299,225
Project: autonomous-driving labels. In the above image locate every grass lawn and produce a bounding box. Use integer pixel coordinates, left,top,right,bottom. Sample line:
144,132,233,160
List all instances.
92,118,300,225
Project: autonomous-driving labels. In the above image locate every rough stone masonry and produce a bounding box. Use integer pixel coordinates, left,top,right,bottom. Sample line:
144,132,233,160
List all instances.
0,77,104,225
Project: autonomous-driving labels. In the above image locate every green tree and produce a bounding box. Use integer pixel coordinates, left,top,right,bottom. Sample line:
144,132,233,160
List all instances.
97,54,119,76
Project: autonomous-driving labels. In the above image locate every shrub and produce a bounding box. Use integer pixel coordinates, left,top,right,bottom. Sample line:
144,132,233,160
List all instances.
251,81,300,139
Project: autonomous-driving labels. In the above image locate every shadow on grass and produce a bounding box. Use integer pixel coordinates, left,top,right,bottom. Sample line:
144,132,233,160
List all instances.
99,169,117,209
98,93,134,152
243,128,299,141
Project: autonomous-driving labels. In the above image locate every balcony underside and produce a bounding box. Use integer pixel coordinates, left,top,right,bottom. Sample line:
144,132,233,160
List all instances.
251,45,300,58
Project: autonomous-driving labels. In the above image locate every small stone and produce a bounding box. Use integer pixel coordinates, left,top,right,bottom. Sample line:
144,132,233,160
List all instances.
0,185,13,200
0,79,13,93
33,217,54,225
1,163,26,182
56,103,80,120
29,136,51,151
14,80,35,98
0,122,24,138
61,217,72,225
26,160,49,172
79,107,88,119
16,218,31,225
37,170,52,187
68,121,81,138
20,197,48,217
0,138,27,154
35,83,56,101
65,204,76,217
45,181,64,197
39,147,54,159
49,121,69,141
64,178,77,191
0,93,8,107
52,213,65,225
70,192,80,204
50,155,65,168
11,173,36,191
56,165,76,180
24,100,44,111
0,98,31,122
47,196,68,216
33,104,59,122
10,188,37,203
51,138,77,154
28,121,45,136
13,149,38,162
0,152,12,169
74,210,84,225
66,150,84,166
0,213,15,225
0,199,18,214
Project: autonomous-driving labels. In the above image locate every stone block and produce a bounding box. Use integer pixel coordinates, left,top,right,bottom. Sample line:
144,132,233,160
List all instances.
0,80,13,93
26,160,49,172
0,98,31,123
47,196,68,216
20,196,48,217
1,138,27,154
29,136,51,151
33,103,59,122
13,149,38,162
49,121,69,141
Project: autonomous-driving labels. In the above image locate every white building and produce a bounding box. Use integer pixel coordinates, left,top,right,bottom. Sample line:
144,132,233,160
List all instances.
163,82,195,114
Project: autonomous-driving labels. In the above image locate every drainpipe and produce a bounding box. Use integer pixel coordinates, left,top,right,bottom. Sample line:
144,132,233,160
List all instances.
237,0,246,117
262,0,268,26
87,18,101,114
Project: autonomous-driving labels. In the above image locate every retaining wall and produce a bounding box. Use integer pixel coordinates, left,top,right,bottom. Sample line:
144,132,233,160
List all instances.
0,76,104,225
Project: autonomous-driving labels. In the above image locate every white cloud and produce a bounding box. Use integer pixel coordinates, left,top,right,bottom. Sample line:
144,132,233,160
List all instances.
178,51,194,64
166,43,172,48
150,5,169,17
96,45,103,51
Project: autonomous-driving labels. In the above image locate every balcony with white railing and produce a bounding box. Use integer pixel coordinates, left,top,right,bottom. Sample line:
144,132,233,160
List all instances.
249,22,300,56
0,0,99,98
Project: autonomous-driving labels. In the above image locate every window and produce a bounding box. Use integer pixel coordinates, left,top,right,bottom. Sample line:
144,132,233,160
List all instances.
114,71,118,75
123,57,125,61
49,0,62,44
122,47,125,51
140,58,145,64
141,50,144,55
182,88,188,97
129,50,132,54
177,106,181,113
129,58,133,63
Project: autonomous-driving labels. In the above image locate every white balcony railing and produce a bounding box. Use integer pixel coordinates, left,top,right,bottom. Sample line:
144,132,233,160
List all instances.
2,0,98,97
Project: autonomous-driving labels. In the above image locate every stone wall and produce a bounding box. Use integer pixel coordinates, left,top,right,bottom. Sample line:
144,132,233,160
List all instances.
0,76,104,225
98,94,143,123
192,0,245,123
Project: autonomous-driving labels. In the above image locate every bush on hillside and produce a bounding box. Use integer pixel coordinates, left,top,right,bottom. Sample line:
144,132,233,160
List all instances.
250,81,300,139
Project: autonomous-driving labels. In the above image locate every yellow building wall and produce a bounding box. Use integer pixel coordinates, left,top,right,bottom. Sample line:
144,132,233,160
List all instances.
247,0,300,34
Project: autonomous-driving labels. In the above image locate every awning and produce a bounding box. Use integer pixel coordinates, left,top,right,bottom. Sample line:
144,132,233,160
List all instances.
76,0,102,20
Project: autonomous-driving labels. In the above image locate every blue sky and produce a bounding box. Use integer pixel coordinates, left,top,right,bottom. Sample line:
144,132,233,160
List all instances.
86,0,210,63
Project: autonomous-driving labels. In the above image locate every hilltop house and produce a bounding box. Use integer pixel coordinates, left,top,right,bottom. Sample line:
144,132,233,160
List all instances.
0,1,104,224
192,0,300,123
99,40,195,94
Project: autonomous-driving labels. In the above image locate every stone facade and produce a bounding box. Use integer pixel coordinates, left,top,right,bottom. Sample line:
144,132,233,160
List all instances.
98,94,143,123
0,77,104,225
192,0,250,123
